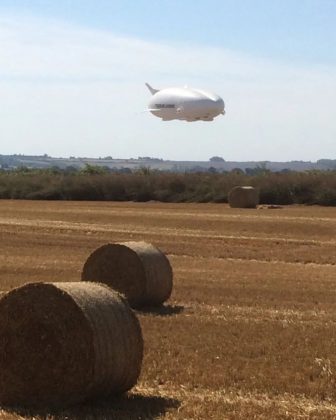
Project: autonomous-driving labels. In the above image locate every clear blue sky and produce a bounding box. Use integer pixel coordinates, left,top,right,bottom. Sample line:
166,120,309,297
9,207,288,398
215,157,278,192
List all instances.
0,1,335,160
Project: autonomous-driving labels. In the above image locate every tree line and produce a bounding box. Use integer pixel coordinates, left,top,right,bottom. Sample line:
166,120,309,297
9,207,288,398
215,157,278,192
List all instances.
0,166,335,205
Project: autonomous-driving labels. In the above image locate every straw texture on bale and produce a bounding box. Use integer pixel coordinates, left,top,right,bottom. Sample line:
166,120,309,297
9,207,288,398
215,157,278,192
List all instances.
81,241,173,308
228,186,259,208
0,282,143,408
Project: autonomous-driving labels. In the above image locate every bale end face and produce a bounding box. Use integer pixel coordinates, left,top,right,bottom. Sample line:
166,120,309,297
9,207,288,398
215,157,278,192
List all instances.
81,241,173,308
0,282,143,408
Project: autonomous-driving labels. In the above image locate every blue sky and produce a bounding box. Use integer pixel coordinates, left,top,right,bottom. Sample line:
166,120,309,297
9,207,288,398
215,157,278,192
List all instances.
1,0,335,64
0,1,335,161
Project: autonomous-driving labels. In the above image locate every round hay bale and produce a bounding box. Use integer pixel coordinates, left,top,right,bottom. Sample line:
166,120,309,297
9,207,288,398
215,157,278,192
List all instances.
81,241,173,308
0,282,143,408
228,186,259,208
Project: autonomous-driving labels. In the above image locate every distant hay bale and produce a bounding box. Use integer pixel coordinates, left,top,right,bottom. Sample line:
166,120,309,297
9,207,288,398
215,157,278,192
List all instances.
0,282,143,408
228,186,259,208
81,241,173,308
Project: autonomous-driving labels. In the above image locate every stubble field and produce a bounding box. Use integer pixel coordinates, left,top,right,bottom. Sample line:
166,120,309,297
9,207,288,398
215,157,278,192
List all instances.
0,200,336,419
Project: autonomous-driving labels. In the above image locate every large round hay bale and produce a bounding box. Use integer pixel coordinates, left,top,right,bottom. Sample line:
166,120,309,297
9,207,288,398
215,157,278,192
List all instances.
228,186,259,208
81,241,173,308
0,282,143,408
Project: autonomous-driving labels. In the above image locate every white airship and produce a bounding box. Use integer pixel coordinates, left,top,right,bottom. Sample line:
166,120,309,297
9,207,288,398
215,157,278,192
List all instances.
145,83,225,122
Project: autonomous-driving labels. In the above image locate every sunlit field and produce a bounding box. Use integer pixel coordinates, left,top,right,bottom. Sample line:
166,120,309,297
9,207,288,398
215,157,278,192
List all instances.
0,200,336,419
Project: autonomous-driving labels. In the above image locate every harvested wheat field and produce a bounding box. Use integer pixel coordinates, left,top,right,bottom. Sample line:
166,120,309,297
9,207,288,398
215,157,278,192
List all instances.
0,200,336,419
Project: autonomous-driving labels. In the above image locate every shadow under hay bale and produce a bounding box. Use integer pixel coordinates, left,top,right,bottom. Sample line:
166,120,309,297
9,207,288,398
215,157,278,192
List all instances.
6,393,180,420
81,241,173,309
258,204,283,210
228,186,259,209
137,304,184,317
0,282,143,409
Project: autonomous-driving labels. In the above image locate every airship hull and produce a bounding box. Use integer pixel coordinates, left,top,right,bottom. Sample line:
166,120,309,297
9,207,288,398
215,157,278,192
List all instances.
146,84,225,122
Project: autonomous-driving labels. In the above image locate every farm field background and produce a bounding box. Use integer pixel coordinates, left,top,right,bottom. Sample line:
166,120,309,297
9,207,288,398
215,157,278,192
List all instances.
0,200,336,419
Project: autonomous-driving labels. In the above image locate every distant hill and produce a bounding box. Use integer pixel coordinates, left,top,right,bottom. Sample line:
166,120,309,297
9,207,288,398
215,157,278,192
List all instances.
0,154,335,172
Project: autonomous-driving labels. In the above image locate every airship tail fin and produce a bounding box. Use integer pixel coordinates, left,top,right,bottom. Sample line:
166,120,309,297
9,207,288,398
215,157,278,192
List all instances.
145,83,159,95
